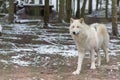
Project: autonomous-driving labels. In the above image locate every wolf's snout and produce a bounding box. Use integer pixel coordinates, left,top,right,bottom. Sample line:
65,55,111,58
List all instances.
72,32,76,35
72,31,79,35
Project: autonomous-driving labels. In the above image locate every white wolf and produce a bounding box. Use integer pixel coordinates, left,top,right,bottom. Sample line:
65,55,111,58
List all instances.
69,18,109,75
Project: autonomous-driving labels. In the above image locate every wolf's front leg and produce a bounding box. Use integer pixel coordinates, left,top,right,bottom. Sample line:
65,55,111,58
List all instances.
90,49,96,69
73,52,85,75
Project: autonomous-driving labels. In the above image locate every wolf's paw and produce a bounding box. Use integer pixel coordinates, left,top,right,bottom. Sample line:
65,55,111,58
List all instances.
97,63,101,67
90,63,96,69
90,65,96,69
72,70,80,75
106,58,109,63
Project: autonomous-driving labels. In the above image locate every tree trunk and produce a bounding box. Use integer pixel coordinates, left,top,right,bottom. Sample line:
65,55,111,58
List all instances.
117,0,120,6
59,0,64,22
25,0,29,3
8,0,14,23
100,0,102,10
56,0,59,12
88,0,92,14
112,0,118,36
76,0,80,18
72,0,76,16
96,0,99,10
81,0,87,18
105,0,108,18
2,0,8,13
44,0,49,27
39,0,43,4
31,0,34,4
0,1,3,6
66,0,72,22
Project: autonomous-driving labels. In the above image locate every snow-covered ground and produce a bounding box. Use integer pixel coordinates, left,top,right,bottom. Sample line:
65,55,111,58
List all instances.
0,22,119,66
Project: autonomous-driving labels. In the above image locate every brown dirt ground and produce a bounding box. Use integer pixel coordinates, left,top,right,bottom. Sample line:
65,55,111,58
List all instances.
0,54,120,80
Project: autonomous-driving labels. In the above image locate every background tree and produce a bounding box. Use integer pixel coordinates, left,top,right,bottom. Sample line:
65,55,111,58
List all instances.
117,0,120,6
8,0,14,23
99,0,102,10
88,0,92,14
66,0,72,22
59,0,64,22
0,0,3,7
81,0,87,18
31,0,34,3
39,0,43,4
76,0,80,18
72,0,76,16
96,0,99,10
44,0,49,27
2,0,8,13
105,0,108,18
56,0,59,12
112,0,118,36
25,0,29,3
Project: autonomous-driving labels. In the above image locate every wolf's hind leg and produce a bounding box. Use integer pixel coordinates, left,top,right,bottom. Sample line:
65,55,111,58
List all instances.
90,49,96,69
97,50,101,67
103,47,109,63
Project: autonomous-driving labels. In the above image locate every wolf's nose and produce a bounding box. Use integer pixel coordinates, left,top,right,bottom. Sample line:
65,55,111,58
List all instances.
73,32,76,35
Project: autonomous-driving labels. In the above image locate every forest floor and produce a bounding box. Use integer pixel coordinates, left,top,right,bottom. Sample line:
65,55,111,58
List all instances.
0,17,120,80
0,54,120,80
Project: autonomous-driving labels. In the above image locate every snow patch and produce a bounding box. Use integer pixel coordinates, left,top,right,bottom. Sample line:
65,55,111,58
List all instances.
11,54,31,66
13,48,33,52
110,39,120,43
0,59,8,64
0,24,2,33
10,59,31,66
15,19,41,23
34,45,78,57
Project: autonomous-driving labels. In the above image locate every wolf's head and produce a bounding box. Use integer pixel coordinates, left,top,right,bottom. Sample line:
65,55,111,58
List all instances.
69,18,85,35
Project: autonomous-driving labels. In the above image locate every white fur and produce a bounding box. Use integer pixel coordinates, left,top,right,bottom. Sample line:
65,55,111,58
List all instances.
90,23,109,66
0,24,2,33
69,18,109,75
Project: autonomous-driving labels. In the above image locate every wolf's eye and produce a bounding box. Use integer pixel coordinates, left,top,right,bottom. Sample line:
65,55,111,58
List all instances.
77,26,79,28
72,26,74,28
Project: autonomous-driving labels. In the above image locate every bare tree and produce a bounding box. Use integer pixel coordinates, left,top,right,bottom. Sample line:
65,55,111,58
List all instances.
25,0,29,3
2,0,8,13
112,0,118,36
66,0,72,22
39,0,43,4
44,0,49,27
99,0,102,10
117,0,120,6
8,0,14,23
59,0,64,22
76,0,80,18
96,0,99,10
56,0,59,12
81,0,87,18
105,0,108,18
88,0,92,14
31,0,34,3
0,0,3,6
72,0,76,16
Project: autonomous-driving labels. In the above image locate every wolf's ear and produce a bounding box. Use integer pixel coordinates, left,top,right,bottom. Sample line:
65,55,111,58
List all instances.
79,18,84,23
70,18,74,24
